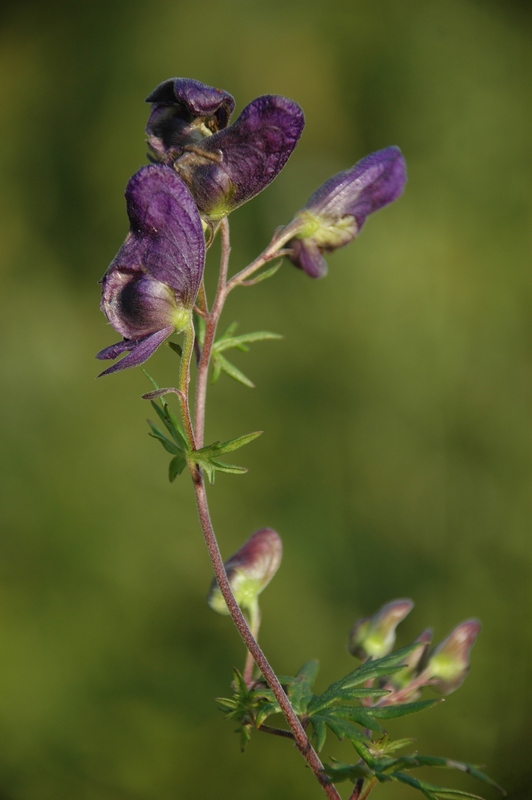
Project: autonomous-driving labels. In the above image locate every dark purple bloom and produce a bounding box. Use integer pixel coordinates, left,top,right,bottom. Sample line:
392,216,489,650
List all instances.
145,77,235,161
96,164,205,376
173,94,305,221
288,146,407,278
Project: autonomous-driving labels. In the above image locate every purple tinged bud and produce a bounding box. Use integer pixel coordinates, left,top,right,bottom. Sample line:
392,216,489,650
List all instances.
288,146,407,278
208,528,283,615
145,77,235,161
421,620,481,695
387,628,433,696
348,598,414,661
96,164,205,376
174,95,305,220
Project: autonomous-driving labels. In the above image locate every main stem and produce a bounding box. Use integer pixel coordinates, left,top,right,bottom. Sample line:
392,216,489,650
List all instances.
189,219,342,800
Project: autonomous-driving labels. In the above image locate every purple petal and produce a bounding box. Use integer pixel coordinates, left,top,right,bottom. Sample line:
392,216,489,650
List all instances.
96,338,136,360
146,78,235,127
308,146,406,231
97,327,174,377
110,165,205,305
289,238,328,279
145,78,235,158
100,269,183,340
175,95,305,218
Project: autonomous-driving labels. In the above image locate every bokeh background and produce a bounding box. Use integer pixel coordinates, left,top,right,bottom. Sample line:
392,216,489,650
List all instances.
1,0,531,797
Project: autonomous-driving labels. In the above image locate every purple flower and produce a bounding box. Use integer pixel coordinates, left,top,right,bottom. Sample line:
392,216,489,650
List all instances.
145,77,235,161
96,164,205,376
287,146,407,278
173,94,305,221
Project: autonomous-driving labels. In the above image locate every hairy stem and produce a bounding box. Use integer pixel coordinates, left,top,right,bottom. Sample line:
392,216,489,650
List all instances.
194,218,231,448
178,319,197,450
187,217,342,800
243,598,261,686
193,478,340,800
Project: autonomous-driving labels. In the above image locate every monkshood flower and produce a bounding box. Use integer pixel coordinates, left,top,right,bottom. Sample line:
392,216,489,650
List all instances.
96,164,205,376
145,77,235,161
172,94,305,221
348,598,414,661
287,146,407,278
208,528,283,615
419,619,481,695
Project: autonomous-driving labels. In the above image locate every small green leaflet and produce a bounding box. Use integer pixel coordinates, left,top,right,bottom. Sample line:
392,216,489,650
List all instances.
211,322,282,388
192,431,262,484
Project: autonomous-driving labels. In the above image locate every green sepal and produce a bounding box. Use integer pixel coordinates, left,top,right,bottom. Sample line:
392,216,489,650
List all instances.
169,454,187,482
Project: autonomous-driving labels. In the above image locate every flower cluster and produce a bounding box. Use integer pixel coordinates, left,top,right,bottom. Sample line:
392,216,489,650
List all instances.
349,598,481,700
97,77,406,373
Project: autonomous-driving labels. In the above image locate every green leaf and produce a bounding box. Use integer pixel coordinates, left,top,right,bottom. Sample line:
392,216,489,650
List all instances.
351,739,380,770
255,702,281,728
150,400,188,450
323,760,372,783
195,430,262,459
241,260,283,286
369,699,442,719
208,459,249,476
311,717,327,753
329,705,384,734
193,312,206,347
388,756,504,794
147,421,182,456
307,686,390,715
287,659,320,714
212,353,255,388
391,772,486,800
214,330,283,354
315,714,372,744
169,454,187,482
167,341,183,357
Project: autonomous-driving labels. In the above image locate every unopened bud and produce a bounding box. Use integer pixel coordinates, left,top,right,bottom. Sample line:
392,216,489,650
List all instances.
208,528,282,615
348,598,414,661
421,619,481,695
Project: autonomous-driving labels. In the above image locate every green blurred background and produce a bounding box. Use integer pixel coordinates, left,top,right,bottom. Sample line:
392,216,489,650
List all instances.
1,0,530,797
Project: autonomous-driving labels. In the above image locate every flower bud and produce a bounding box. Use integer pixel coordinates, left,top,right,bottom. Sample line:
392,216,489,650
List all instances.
287,146,407,278
348,598,414,661
208,528,282,615
420,620,481,695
